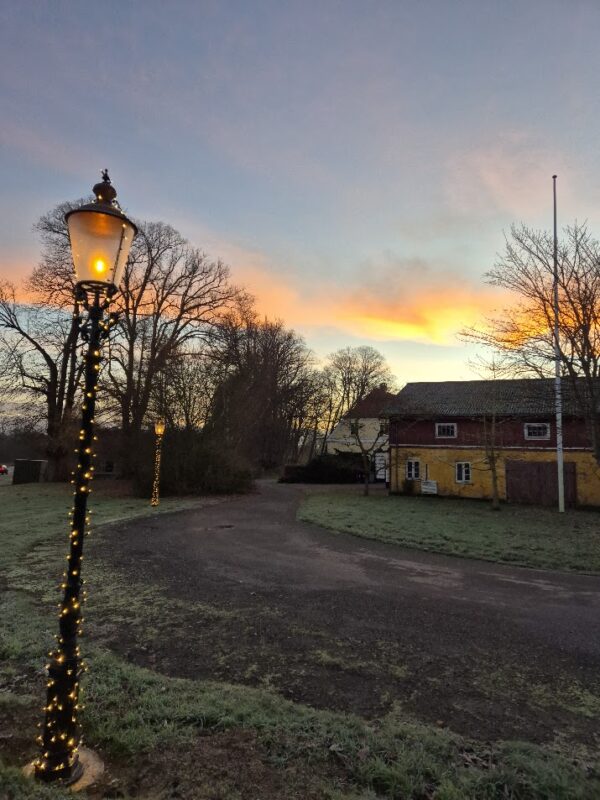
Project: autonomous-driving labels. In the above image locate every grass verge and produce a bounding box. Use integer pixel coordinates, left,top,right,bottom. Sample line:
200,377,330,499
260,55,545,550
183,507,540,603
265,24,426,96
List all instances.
298,491,600,572
1,482,599,798
0,482,208,571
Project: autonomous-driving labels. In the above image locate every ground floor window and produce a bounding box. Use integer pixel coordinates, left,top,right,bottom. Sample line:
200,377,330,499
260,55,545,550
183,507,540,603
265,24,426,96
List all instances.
455,461,471,483
406,459,420,480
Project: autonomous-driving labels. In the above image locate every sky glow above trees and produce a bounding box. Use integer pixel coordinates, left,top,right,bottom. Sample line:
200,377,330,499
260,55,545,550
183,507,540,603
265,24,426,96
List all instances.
2,1,600,380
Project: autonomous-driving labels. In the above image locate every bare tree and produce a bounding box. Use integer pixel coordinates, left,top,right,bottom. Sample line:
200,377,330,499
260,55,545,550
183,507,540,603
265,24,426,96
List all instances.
0,330,26,430
294,369,332,463
320,346,395,451
149,345,217,432
101,221,240,470
348,416,387,496
206,308,317,470
462,222,600,463
0,202,90,478
0,197,246,477
0,282,82,479
27,200,82,304
467,356,518,510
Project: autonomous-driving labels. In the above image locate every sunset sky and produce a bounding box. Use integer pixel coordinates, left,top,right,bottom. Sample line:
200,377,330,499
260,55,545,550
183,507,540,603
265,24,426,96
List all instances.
2,1,600,382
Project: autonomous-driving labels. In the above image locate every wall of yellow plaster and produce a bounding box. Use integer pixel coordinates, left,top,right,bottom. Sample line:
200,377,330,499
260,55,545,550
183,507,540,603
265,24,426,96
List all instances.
389,446,600,506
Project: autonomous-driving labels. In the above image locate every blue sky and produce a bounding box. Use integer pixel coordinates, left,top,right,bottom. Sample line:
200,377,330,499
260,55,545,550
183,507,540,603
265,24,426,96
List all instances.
2,1,600,381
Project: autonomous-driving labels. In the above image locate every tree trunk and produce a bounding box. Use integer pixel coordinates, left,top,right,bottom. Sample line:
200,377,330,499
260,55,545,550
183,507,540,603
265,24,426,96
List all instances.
45,441,70,482
45,385,70,482
307,424,318,462
363,454,370,496
120,424,142,477
490,456,500,510
488,414,500,510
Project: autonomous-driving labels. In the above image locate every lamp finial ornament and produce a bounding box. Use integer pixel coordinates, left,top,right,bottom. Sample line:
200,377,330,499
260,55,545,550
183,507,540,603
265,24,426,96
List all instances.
93,170,117,205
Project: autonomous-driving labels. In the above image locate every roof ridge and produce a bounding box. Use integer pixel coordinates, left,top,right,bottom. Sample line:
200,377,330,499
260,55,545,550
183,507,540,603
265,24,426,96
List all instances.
383,377,597,417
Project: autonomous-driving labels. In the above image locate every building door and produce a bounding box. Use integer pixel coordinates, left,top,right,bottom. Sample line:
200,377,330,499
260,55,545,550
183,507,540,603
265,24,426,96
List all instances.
505,460,577,507
374,452,387,482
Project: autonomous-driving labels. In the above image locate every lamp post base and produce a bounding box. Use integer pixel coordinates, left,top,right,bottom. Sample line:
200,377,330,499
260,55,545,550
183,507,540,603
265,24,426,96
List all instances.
24,748,104,792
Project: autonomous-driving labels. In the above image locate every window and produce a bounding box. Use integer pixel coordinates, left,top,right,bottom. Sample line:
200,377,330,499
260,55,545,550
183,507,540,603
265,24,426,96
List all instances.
350,421,359,435
406,459,420,480
379,419,389,435
524,422,550,440
455,462,471,483
435,422,457,438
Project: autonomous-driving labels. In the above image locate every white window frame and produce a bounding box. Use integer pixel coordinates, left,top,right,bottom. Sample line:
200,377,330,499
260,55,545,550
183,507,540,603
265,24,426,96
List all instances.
435,422,457,439
524,422,550,440
455,461,471,483
406,459,420,480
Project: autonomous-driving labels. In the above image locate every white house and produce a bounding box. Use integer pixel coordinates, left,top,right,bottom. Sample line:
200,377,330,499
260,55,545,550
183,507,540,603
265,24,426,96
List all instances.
325,384,396,480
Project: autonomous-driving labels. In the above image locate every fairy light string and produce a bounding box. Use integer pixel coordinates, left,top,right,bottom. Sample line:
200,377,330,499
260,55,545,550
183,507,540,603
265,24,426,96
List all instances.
151,423,165,507
34,291,115,784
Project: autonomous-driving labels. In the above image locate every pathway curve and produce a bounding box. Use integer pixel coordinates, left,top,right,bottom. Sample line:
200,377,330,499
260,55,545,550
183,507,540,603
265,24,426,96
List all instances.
95,481,600,745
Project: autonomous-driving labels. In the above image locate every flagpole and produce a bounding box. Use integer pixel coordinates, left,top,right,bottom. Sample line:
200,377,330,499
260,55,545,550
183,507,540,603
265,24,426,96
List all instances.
553,175,565,512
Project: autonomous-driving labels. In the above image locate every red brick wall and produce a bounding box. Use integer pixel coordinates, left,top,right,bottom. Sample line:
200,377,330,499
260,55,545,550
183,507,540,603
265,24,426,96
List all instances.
389,416,591,450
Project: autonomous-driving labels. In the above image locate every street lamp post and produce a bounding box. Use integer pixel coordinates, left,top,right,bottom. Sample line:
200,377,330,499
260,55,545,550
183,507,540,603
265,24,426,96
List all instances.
151,419,165,506
34,171,137,785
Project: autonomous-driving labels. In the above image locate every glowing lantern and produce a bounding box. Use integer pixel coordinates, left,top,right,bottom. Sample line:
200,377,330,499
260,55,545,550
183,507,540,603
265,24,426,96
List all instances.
65,170,137,290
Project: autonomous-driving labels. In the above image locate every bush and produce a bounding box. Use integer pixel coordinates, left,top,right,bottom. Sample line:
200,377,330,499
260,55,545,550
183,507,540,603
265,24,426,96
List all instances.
0,426,47,464
132,429,253,497
280,453,364,484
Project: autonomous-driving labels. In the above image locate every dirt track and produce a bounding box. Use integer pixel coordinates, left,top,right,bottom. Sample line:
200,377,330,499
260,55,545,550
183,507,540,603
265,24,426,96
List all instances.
95,481,600,746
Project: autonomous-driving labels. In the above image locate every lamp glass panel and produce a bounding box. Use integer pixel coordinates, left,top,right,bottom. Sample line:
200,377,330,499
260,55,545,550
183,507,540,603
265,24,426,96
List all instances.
68,210,135,287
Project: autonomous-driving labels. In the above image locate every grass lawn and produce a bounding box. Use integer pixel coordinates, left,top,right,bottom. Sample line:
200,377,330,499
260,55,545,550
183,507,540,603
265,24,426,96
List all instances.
0,481,208,570
1,481,599,798
298,491,600,572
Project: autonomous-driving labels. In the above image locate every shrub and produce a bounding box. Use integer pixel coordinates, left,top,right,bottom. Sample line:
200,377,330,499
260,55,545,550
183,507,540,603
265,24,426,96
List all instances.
280,453,364,484
132,429,253,497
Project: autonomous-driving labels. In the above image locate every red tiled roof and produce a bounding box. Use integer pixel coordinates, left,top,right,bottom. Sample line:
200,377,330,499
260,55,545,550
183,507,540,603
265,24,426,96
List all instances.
344,385,397,419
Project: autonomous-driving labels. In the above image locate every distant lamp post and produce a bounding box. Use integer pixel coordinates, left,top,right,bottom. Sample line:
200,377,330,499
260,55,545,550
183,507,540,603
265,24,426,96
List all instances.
33,171,137,785
151,419,166,507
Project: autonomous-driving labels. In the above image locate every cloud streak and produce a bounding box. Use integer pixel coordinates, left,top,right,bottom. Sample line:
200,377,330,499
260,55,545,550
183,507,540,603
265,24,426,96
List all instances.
445,132,580,221
226,246,507,347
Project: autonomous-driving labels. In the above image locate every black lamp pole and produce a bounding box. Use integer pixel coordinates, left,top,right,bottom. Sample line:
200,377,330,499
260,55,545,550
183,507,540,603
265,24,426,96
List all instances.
35,290,115,783
33,172,137,785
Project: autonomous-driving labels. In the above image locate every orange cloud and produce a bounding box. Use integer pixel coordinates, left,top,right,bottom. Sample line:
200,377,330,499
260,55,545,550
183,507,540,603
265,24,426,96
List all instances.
176,220,509,348
5,216,505,349
233,258,506,346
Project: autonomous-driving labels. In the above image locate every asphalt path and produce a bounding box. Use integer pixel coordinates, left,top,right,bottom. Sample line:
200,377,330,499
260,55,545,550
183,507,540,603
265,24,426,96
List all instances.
97,480,600,743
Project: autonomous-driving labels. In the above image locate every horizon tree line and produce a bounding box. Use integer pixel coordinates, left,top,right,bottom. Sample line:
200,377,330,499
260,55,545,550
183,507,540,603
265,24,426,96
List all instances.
0,199,397,480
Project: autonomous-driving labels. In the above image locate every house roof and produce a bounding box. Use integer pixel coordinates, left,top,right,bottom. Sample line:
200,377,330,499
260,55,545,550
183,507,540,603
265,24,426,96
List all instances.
344,384,397,419
383,378,598,418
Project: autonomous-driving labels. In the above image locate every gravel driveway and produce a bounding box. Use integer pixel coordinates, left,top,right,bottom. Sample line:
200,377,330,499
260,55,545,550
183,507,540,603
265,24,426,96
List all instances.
95,480,600,746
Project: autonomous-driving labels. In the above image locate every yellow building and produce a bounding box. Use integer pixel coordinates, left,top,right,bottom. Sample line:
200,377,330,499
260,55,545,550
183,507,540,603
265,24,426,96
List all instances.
384,379,600,507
